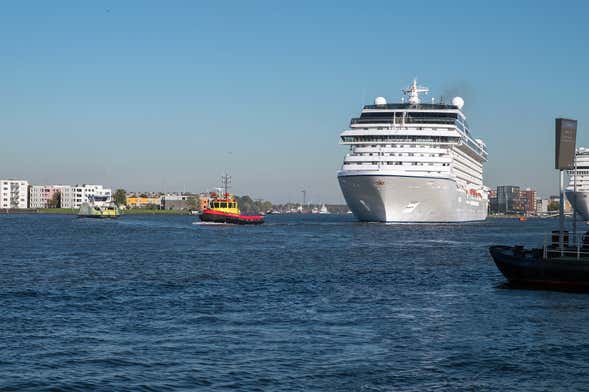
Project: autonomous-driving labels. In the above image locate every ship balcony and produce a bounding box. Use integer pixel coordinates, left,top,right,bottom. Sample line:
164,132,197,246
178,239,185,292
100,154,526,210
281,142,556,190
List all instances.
350,117,459,126
344,155,452,164
340,163,452,174
352,146,449,154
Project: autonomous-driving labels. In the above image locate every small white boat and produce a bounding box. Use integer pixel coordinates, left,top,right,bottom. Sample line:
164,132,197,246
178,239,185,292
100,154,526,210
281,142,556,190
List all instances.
78,196,120,218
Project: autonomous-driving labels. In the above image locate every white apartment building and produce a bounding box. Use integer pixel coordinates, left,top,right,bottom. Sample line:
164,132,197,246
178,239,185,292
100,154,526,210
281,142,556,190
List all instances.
0,179,29,209
29,185,75,209
72,185,112,208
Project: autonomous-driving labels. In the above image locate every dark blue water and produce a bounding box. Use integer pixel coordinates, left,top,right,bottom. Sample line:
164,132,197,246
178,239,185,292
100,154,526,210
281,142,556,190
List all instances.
2,214,589,391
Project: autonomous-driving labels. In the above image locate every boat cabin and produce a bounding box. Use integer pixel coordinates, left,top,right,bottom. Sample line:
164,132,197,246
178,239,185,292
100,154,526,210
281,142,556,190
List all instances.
207,193,240,215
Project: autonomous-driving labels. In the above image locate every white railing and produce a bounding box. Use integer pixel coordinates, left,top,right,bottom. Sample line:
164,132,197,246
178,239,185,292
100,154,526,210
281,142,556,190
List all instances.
543,231,589,259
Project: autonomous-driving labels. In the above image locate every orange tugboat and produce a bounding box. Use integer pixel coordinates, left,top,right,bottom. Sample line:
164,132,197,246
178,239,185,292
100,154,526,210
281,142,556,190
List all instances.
200,175,264,225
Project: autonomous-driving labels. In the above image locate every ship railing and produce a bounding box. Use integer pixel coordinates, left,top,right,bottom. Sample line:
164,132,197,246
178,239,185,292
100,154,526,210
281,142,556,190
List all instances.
350,117,457,126
543,232,589,260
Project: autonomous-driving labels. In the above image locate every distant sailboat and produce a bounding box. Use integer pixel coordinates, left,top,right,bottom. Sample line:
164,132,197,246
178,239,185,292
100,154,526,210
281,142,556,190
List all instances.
319,204,330,214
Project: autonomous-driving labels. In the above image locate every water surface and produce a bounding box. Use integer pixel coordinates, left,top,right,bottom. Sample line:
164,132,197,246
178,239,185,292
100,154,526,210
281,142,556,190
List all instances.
1,214,588,391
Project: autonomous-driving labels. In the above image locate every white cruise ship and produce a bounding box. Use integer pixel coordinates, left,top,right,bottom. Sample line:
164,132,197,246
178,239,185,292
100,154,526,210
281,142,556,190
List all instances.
566,148,589,220
337,80,488,222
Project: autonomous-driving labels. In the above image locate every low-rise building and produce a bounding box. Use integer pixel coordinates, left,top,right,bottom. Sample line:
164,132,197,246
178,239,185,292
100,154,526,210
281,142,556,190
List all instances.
0,179,29,209
199,194,209,210
161,194,189,210
29,185,75,208
127,196,161,208
160,194,205,211
536,198,549,213
72,185,112,208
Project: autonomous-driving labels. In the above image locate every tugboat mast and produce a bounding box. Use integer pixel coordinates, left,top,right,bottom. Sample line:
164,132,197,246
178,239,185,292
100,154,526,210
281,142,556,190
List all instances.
222,173,231,197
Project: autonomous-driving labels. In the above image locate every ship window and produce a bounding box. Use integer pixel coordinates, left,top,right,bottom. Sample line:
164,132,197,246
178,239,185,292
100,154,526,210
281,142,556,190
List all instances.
221,202,227,208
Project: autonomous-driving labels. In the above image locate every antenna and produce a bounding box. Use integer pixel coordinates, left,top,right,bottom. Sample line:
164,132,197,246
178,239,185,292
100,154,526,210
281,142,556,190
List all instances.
402,79,429,104
221,173,231,197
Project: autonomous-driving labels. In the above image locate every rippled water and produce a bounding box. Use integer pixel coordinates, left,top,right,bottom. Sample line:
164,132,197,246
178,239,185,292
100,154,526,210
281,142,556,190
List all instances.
1,214,589,391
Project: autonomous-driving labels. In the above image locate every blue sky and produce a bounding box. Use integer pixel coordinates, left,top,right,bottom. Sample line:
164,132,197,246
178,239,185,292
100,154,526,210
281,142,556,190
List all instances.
1,1,588,202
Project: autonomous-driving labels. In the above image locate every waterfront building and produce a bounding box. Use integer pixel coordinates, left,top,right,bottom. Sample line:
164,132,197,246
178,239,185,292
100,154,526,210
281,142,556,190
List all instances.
199,194,209,211
496,185,521,214
337,79,488,222
0,179,29,209
488,189,498,214
536,199,549,213
72,185,112,208
29,185,75,209
519,188,537,214
161,194,190,210
127,196,161,208
160,194,204,211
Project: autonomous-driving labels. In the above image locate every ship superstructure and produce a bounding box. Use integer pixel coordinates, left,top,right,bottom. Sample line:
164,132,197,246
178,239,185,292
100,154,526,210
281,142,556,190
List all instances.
337,79,488,222
566,147,589,220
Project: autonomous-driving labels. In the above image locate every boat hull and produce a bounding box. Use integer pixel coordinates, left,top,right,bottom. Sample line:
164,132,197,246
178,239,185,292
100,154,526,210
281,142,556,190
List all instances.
77,214,119,219
77,202,120,218
489,245,589,290
338,172,487,223
200,210,264,225
565,190,589,221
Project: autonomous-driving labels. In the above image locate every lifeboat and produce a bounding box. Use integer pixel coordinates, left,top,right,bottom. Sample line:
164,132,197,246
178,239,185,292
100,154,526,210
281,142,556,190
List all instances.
199,192,264,225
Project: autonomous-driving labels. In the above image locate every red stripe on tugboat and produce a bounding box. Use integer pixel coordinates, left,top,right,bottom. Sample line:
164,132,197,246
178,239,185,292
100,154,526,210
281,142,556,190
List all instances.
200,209,264,225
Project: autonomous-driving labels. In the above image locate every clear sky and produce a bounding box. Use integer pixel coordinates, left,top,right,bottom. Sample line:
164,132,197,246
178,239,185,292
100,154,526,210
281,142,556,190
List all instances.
1,0,588,202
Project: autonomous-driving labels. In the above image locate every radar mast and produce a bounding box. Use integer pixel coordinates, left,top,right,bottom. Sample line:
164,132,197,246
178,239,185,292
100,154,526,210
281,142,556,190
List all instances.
402,79,429,104
221,173,231,197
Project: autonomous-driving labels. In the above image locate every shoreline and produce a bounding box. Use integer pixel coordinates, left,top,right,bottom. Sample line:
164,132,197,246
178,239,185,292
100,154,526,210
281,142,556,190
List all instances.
0,208,189,216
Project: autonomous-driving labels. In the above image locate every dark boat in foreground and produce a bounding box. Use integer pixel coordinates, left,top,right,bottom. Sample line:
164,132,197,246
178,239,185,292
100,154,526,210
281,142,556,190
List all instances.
490,117,586,290
199,190,264,225
489,231,589,290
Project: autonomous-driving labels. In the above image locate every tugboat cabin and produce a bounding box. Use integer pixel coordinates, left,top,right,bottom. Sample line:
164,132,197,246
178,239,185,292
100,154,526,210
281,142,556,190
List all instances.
208,193,240,215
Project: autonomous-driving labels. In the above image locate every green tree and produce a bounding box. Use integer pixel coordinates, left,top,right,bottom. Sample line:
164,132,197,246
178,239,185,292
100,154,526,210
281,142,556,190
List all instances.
47,191,61,208
113,189,127,206
234,195,273,214
186,196,198,211
260,201,273,213
548,201,559,211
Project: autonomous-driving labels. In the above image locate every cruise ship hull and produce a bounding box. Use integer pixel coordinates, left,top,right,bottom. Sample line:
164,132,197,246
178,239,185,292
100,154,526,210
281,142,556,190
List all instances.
565,190,589,221
338,172,487,223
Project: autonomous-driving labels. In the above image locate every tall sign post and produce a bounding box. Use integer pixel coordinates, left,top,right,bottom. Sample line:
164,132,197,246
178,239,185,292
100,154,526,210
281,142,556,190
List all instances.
555,118,577,253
